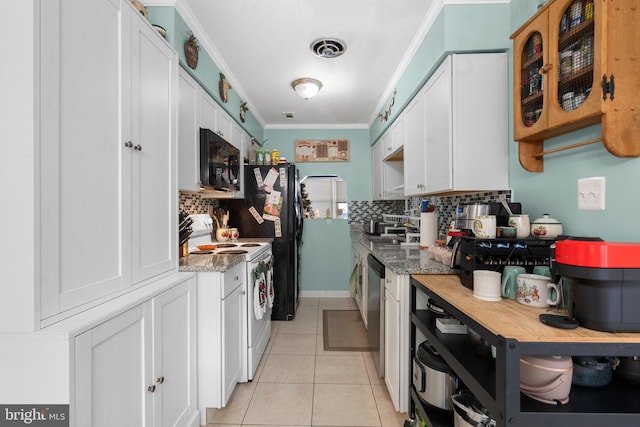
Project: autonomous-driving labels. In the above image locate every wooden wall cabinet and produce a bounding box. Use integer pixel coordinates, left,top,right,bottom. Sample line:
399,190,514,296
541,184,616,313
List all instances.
512,0,640,172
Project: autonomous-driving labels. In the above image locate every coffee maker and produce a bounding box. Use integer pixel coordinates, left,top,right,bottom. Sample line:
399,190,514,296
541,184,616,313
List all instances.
454,201,522,234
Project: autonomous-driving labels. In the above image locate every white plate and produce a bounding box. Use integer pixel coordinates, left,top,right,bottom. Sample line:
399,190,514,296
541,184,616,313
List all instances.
473,293,502,302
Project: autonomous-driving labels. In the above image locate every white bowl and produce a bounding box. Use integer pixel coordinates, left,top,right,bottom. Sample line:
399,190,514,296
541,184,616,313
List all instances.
531,214,563,239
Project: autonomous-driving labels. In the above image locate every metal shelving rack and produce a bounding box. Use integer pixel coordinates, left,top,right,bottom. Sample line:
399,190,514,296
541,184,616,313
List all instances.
409,276,640,427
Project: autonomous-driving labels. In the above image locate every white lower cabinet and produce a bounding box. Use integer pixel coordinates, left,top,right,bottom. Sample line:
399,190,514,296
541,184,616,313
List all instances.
74,277,198,427
196,262,247,425
383,269,410,413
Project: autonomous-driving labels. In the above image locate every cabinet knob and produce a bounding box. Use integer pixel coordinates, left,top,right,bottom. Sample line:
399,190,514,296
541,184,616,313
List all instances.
539,63,552,74
147,385,156,393
124,141,133,148
156,376,165,384
133,144,143,151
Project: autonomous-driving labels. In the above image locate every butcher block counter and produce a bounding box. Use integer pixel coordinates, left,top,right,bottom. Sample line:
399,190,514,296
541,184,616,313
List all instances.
409,274,640,427
411,274,640,344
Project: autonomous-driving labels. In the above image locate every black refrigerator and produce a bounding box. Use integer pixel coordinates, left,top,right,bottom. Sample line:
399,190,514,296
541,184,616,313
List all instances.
223,164,303,320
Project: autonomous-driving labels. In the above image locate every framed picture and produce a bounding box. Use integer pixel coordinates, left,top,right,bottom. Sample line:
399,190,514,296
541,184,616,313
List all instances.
294,139,350,162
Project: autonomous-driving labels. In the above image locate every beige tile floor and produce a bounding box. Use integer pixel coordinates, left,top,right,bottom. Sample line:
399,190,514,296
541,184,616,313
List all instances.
205,297,409,426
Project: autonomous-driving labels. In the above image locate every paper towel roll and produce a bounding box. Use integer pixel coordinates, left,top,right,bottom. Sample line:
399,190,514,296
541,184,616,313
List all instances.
420,212,438,248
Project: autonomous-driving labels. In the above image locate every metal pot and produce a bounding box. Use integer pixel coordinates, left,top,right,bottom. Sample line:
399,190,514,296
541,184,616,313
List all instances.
412,341,458,411
455,203,491,233
572,356,614,387
615,356,640,385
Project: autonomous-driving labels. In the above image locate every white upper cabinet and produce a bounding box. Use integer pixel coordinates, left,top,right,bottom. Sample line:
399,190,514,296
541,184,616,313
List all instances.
39,0,127,322
178,74,245,198
178,69,201,192
372,140,384,200
403,53,508,196
127,6,178,285
382,117,404,160
37,0,177,326
403,92,427,196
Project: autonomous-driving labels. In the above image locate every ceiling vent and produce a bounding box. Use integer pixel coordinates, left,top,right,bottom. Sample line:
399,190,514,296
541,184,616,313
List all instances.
310,38,346,58
283,112,295,120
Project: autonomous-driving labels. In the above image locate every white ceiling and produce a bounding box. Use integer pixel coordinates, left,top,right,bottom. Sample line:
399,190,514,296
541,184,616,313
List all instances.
155,0,495,129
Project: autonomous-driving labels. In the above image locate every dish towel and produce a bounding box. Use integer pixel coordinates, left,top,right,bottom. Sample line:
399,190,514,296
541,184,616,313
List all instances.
267,267,274,308
253,272,267,320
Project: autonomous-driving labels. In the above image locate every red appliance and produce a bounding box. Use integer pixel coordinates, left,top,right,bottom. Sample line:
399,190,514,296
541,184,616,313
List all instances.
553,239,640,332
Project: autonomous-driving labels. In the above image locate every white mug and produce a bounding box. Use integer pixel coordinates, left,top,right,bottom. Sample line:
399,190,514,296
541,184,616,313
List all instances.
516,274,560,308
473,215,496,238
216,228,230,242
509,214,530,239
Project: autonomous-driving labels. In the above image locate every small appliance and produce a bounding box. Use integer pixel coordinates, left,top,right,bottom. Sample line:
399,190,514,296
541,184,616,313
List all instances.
364,219,396,235
454,202,521,234
412,341,458,411
552,238,640,332
451,236,554,289
200,127,241,192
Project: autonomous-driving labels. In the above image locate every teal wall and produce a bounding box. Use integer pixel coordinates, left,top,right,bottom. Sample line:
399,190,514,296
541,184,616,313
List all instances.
147,7,264,142
370,4,511,143
507,0,640,242
264,128,371,293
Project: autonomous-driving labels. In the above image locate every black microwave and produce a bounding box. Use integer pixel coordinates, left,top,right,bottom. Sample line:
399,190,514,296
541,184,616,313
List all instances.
200,128,240,192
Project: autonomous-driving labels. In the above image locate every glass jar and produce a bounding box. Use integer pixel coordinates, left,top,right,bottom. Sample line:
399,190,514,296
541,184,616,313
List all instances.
271,149,280,165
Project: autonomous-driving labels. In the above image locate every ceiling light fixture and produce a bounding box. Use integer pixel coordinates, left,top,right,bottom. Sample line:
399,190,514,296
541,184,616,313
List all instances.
291,78,323,100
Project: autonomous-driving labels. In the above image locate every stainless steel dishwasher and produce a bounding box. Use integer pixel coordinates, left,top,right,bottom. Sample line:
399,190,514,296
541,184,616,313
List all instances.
367,254,385,378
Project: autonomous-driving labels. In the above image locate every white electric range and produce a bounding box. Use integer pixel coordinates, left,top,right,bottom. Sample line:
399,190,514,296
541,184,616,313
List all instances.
188,214,272,382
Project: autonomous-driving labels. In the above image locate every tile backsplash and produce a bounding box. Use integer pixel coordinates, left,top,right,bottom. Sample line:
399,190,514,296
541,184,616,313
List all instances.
183,189,513,238
179,192,218,214
348,190,513,237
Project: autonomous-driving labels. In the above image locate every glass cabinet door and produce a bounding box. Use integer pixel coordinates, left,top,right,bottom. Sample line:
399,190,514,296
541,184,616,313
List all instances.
548,0,603,128
513,10,550,141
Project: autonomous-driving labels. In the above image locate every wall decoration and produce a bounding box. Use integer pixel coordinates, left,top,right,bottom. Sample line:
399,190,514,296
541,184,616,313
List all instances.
294,139,350,162
219,74,231,103
240,102,248,123
378,89,397,122
184,33,199,69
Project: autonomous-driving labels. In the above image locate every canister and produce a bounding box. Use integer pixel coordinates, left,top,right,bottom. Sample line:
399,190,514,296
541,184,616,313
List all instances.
271,149,280,165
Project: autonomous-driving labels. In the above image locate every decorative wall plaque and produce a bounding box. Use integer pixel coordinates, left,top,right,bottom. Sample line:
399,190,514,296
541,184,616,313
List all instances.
184,33,199,69
219,74,230,103
294,140,350,162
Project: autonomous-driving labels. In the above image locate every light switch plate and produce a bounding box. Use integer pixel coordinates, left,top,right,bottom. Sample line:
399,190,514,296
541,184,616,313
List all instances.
577,177,605,210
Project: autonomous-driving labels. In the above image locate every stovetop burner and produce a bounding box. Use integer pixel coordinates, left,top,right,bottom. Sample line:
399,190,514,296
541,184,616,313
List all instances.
216,243,238,248
218,249,248,255
241,243,261,247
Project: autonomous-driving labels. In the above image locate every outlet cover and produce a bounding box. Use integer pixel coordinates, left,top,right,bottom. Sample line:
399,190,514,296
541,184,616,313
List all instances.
577,177,605,210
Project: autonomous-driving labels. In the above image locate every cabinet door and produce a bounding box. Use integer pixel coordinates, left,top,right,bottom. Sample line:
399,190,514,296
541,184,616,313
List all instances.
153,279,197,427
384,287,400,411
178,69,201,192
547,0,604,129
222,279,245,406
512,8,550,140
403,93,427,196
128,11,177,284
199,91,218,133
75,304,152,427
39,0,126,321
423,57,453,194
216,109,233,142
372,141,384,200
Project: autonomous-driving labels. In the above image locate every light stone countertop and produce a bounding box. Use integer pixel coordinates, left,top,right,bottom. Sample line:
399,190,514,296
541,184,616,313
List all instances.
178,238,273,273
351,226,457,276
